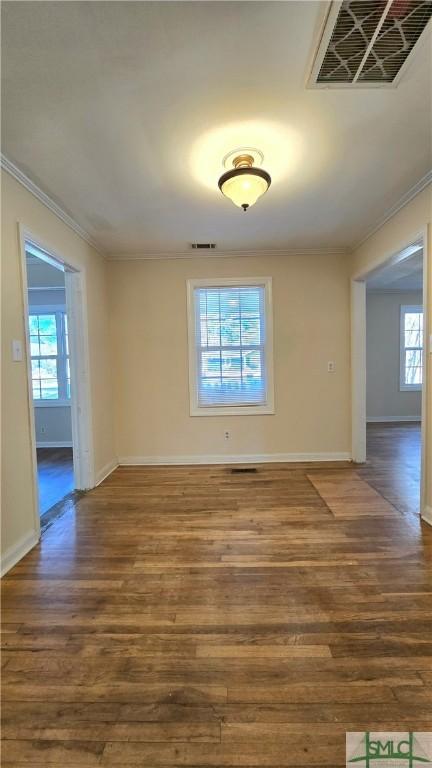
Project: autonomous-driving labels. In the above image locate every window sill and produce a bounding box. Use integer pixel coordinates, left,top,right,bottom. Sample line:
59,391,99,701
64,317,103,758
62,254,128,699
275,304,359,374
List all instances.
399,384,422,392
33,400,71,408
190,404,275,417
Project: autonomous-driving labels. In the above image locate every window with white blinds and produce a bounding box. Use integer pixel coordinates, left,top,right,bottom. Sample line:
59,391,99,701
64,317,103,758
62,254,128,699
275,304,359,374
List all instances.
187,278,274,416
29,309,70,404
400,305,423,391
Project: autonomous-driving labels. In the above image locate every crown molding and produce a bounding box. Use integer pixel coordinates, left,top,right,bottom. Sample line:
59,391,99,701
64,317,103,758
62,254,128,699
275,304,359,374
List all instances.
1,154,104,255
0,157,347,259
106,246,349,261
3,151,429,261
353,170,432,252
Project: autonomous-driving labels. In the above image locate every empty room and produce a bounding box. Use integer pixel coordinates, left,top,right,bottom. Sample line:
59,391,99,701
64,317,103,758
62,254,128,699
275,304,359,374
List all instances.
1,2,432,767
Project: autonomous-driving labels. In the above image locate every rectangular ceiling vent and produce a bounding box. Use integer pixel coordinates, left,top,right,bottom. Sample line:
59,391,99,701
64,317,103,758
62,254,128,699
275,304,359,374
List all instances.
191,243,216,250
310,0,432,87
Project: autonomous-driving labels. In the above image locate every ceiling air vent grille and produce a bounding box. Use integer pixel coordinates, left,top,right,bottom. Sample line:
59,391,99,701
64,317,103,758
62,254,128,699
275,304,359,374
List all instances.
311,0,432,87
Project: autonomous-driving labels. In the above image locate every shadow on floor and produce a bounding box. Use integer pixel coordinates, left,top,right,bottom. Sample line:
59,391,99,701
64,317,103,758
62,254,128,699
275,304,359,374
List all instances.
36,447,74,516
358,421,421,517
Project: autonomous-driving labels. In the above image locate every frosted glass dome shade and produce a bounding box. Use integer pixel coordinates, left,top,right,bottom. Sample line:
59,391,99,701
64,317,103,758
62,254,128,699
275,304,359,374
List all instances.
218,166,271,211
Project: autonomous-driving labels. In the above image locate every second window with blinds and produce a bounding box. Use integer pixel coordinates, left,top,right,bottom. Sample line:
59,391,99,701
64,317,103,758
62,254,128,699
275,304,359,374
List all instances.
29,309,70,404
187,278,274,416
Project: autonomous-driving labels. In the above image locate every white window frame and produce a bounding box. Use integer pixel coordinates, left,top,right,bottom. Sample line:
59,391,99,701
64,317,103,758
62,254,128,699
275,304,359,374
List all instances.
187,277,274,416
399,304,423,392
29,304,71,407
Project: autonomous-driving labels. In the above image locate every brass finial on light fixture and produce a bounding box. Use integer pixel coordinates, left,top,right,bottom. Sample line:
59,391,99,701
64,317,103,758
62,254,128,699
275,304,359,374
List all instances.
232,154,255,169
218,150,271,211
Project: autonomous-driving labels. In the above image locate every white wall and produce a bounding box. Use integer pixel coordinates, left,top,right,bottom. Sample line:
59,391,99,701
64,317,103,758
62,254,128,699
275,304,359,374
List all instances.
34,408,72,446
108,252,351,463
367,291,423,422
27,259,65,289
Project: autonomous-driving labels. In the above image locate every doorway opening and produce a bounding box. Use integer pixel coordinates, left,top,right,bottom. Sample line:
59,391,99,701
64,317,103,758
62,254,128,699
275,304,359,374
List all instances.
20,228,95,528
351,232,428,522
362,248,423,517
26,245,74,515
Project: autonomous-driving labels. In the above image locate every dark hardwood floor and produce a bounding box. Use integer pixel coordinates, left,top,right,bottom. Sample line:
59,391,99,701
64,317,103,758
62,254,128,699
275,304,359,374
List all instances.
2,460,431,767
36,447,74,516
359,422,421,518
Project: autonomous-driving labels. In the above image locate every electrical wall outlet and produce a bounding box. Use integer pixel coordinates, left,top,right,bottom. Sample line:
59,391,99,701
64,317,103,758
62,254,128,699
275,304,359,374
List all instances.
327,361,335,373
224,431,230,440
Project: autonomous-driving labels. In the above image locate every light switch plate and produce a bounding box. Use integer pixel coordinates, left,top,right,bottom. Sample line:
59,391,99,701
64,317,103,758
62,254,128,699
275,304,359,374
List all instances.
12,340,23,362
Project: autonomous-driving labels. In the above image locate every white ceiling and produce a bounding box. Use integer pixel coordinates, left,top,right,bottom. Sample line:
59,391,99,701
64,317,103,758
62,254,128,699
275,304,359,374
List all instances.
367,249,423,292
2,1,431,255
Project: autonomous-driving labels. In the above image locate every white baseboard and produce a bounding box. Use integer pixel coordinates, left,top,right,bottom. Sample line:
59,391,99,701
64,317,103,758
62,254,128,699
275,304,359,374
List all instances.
421,506,432,527
95,458,119,486
36,440,73,448
1,529,40,577
118,452,352,467
366,416,421,423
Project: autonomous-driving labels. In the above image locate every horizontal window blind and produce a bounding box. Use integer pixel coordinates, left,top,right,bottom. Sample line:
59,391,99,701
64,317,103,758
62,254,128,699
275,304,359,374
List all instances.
194,284,267,408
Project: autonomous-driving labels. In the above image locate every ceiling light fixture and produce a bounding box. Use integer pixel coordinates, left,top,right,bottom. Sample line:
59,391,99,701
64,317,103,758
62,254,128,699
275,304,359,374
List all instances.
218,150,271,211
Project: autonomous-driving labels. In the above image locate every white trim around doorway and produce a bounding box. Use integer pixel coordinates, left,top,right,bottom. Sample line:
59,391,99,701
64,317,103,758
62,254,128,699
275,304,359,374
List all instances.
18,224,96,529
350,228,429,523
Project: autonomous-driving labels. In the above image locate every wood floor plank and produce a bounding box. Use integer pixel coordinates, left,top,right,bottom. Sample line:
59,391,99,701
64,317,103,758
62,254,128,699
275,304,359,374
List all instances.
36,446,74,516
227,682,395,704
2,453,431,767
2,719,220,743
2,682,228,704
307,471,401,518
1,739,104,765
359,421,421,517
195,644,332,658
100,738,342,766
